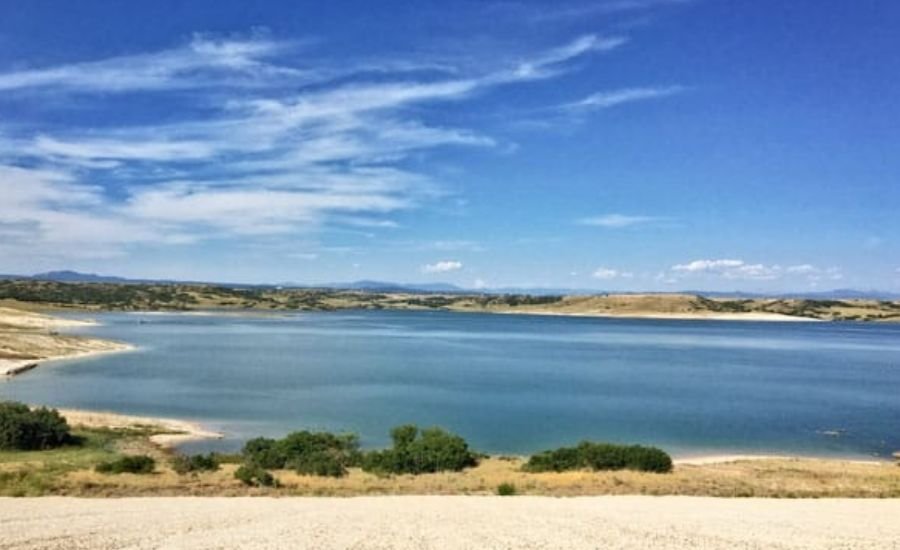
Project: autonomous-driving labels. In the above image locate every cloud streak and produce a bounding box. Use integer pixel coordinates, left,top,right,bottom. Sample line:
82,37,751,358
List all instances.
670,259,843,282
0,31,664,265
578,213,667,228
422,260,463,274
564,86,685,111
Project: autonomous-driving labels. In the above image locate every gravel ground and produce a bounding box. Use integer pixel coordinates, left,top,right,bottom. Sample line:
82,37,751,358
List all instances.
1,496,898,549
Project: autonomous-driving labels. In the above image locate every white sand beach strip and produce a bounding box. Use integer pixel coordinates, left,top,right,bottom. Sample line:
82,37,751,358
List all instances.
59,408,223,447
1,496,898,549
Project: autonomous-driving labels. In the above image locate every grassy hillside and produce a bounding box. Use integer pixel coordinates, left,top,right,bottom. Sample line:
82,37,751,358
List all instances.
1,279,899,322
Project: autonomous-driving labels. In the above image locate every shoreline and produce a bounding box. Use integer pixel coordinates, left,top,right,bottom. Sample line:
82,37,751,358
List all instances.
58,407,224,448
482,309,822,322
55,405,895,464
1,343,135,377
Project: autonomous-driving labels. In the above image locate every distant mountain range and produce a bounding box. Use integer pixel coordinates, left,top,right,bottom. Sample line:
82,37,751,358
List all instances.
2,270,899,300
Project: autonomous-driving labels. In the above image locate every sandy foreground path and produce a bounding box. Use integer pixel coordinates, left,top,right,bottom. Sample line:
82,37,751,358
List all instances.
1,496,898,549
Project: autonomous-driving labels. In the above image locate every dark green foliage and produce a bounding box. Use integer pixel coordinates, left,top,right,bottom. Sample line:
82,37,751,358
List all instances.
497,482,517,496
0,401,71,450
95,455,156,474
234,464,277,487
241,431,360,477
524,442,672,474
171,453,220,475
473,294,563,307
241,437,285,469
361,424,478,475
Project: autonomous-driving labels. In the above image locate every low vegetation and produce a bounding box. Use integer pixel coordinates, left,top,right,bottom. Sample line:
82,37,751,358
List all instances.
234,464,277,487
1,428,897,497
524,442,673,474
361,424,479,475
240,431,361,478
171,453,220,475
95,455,156,475
0,401,72,451
1,402,897,497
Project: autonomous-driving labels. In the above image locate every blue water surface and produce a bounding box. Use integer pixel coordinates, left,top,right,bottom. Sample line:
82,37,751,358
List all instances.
2,310,898,457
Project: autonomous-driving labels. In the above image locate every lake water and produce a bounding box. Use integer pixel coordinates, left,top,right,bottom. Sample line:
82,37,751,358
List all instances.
2,310,899,458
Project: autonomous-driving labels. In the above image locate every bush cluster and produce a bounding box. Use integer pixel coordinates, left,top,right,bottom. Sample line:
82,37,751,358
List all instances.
361,424,478,475
234,464,277,487
171,453,220,475
95,455,156,474
241,431,361,478
496,482,517,496
0,401,71,451
524,441,672,473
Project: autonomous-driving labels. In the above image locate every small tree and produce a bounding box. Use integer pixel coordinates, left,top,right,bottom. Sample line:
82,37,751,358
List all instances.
0,401,71,450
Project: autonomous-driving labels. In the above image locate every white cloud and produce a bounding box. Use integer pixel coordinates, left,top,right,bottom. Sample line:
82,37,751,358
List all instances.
0,33,658,264
579,213,663,228
592,267,634,280
671,259,778,280
519,0,694,22
565,86,684,111
422,260,463,273
0,35,302,93
670,259,843,283
673,259,746,273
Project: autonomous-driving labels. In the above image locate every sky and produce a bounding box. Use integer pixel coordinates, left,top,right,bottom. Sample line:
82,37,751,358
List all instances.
1,0,898,292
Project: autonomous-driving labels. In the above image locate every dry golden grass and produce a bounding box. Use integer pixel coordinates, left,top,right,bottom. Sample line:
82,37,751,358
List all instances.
38,456,900,498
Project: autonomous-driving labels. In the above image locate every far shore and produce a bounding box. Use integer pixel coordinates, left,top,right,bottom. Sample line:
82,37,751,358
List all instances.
484,309,821,322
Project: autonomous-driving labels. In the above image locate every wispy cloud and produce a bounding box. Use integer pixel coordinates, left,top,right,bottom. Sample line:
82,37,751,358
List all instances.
0,31,654,263
0,35,303,93
564,86,685,111
496,0,694,23
422,260,463,274
670,259,842,282
578,213,666,228
592,267,634,280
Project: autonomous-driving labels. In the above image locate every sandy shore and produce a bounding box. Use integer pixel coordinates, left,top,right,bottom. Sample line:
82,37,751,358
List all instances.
1,496,897,549
59,408,223,448
493,309,820,322
0,343,135,377
1,306,133,377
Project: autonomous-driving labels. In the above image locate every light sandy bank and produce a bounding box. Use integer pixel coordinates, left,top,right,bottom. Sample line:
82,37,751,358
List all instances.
0,345,135,377
491,309,820,322
1,496,898,549
59,408,223,448
1,306,132,377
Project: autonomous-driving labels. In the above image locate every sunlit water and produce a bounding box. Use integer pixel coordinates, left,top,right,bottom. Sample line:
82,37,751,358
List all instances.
2,310,898,458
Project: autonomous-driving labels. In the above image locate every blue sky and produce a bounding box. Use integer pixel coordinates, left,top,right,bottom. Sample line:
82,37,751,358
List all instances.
1,0,898,291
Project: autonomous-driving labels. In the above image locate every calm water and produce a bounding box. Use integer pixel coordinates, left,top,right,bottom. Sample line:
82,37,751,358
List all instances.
2,311,899,458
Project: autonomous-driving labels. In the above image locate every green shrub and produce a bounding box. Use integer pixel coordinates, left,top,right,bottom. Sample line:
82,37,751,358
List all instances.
496,482,517,496
524,441,672,473
95,455,156,474
234,464,277,487
0,401,72,451
171,453,220,475
361,424,478,475
241,431,360,477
